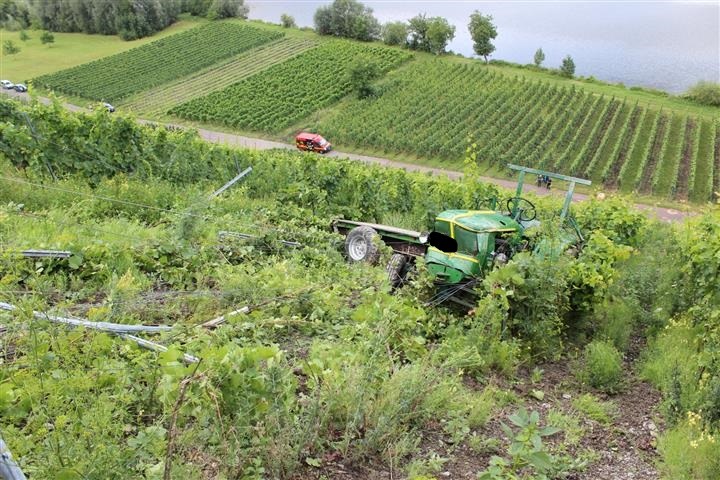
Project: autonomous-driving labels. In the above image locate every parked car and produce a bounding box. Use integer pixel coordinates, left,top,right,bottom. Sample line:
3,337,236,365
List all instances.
295,132,332,154
102,102,115,113
13,84,27,93
1,80,15,89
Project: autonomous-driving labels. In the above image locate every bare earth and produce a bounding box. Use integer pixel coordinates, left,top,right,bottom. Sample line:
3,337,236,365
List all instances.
2,90,695,222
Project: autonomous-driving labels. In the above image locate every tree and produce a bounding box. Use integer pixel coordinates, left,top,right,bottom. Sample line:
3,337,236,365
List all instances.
19,30,29,41
40,30,54,45
560,55,575,78
468,11,497,63
684,81,720,107
427,17,455,55
314,0,380,41
207,0,248,20
3,39,19,55
347,56,380,99
534,47,545,67
407,14,455,54
280,13,296,28
381,21,407,46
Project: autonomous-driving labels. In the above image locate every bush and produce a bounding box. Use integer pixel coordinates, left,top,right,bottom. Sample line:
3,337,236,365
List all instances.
684,81,720,107
40,30,54,45
2,40,20,55
594,299,637,351
579,340,623,393
572,393,617,424
280,13,296,28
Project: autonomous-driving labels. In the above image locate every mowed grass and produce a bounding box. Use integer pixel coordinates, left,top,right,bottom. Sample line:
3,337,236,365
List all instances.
0,17,206,82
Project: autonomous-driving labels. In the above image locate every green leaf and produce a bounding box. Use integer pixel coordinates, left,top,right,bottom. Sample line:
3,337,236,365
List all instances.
527,451,554,471
305,457,321,468
530,389,545,401
539,426,562,436
68,254,83,269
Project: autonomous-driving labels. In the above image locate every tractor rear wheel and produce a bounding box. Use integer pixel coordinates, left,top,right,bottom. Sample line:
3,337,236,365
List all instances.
386,253,409,287
345,226,381,264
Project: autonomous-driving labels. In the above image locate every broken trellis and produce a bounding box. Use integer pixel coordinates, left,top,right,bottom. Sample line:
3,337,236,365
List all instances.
0,302,198,364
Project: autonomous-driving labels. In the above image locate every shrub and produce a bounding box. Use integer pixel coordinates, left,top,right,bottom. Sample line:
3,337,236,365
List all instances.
579,340,623,393
40,30,54,45
2,40,20,55
19,30,30,41
280,13,296,28
684,81,720,107
560,55,575,78
594,299,637,351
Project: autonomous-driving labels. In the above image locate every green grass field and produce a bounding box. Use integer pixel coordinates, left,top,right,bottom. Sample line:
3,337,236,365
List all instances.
0,16,206,82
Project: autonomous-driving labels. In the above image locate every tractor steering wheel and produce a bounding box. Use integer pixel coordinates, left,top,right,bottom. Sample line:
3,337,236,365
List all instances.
506,197,537,222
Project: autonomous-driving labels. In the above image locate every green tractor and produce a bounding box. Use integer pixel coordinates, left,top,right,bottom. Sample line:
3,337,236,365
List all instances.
333,165,591,307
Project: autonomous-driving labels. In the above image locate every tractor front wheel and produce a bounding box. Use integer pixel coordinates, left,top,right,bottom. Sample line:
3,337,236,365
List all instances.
345,226,381,264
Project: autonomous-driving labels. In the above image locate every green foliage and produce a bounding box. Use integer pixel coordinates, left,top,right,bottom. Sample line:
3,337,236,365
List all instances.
657,418,720,479
468,11,497,62
560,55,575,78
579,340,623,393
571,393,617,424
382,21,408,46
478,408,571,480
206,0,249,20
314,0,381,41
2,39,19,55
171,41,410,132
18,29,29,41
347,55,380,99
593,299,637,352
39,30,54,45
684,81,720,107
34,23,282,102
533,47,545,67
407,14,455,55
280,13,296,28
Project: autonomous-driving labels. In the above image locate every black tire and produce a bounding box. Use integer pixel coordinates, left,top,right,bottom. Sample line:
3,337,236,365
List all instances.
386,253,409,287
344,226,381,264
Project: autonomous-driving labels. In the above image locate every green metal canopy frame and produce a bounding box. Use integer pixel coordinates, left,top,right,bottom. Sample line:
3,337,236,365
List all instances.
507,164,592,222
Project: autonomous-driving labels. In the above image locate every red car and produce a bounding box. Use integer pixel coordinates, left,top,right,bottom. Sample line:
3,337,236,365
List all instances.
295,132,332,154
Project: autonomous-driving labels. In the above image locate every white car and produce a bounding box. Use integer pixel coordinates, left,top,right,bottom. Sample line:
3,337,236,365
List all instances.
0,80,14,89
102,102,115,113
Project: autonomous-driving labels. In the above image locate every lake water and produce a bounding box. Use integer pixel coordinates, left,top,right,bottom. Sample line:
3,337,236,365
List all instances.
247,1,719,93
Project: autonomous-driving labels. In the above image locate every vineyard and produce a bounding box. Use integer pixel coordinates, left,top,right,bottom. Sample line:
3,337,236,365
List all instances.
122,37,318,117
315,60,719,202
1,98,719,479
33,22,283,102
169,41,413,132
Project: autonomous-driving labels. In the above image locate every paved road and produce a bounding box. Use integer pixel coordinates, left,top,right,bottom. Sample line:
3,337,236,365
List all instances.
2,90,696,222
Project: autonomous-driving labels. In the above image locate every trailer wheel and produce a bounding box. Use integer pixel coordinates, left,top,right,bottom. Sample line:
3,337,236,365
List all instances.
345,226,381,264
386,253,409,288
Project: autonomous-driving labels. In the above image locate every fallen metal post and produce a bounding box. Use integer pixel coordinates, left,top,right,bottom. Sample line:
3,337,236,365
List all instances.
120,334,199,364
199,306,250,329
209,167,252,199
0,436,27,480
19,249,72,259
0,302,198,364
0,302,172,334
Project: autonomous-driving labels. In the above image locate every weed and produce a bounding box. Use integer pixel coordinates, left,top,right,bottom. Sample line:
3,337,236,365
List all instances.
572,394,617,425
406,451,448,479
547,409,585,447
579,340,624,393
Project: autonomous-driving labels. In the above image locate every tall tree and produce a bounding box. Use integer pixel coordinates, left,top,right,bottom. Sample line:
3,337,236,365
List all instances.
381,21,407,46
314,0,380,41
407,14,455,54
280,13,296,28
534,47,545,67
427,17,455,55
468,11,497,63
560,55,576,78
